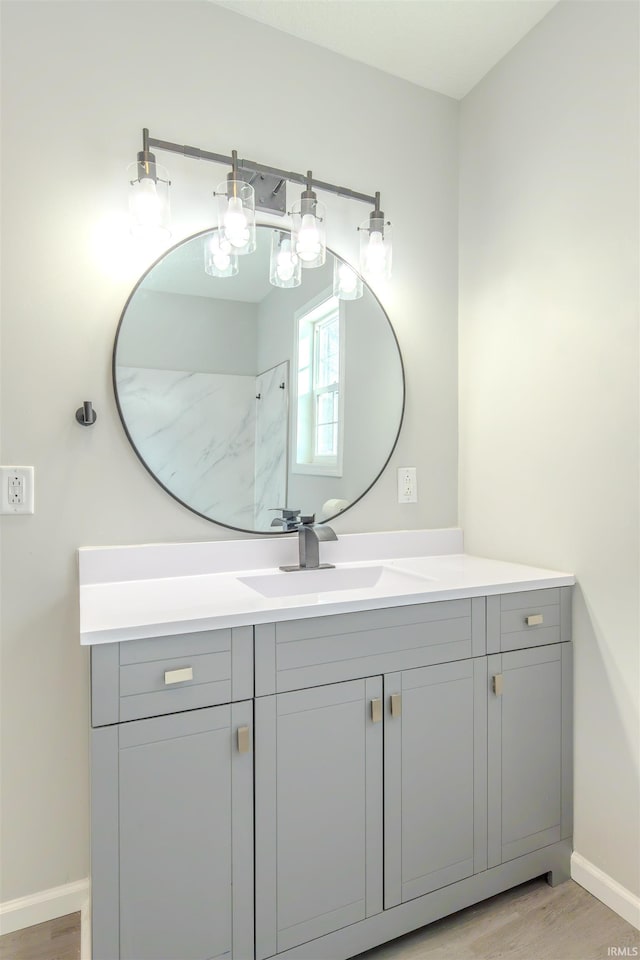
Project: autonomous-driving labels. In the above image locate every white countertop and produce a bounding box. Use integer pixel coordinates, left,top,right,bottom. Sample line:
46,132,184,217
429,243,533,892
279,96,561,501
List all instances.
79,530,575,644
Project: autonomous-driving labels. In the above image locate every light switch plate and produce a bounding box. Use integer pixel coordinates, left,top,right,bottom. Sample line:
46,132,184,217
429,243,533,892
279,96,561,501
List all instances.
0,466,35,514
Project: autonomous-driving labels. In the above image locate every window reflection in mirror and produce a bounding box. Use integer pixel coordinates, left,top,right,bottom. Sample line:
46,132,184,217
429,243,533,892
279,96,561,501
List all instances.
294,292,344,476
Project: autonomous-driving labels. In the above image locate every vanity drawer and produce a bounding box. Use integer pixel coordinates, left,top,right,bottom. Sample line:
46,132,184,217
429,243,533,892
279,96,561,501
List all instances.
255,598,486,695
487,587,571,654
91,626,253,726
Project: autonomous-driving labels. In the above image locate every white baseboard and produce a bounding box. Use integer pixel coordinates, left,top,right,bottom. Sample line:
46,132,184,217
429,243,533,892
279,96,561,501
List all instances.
572,851,640,930
0,878,91,957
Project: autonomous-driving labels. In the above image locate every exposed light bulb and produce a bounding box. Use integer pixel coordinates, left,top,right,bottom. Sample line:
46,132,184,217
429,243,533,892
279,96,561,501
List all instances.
277,259,294,282
276,239,296,282
128,150,171,243
209,234,232,271
224,196,250,248
338,264,358,295
130,177,161,229
333,257,363,300
204,231,238,278
365,230,387,275
359,195,391,282
269,231,301,288
296,213,321,262
213,250,230,270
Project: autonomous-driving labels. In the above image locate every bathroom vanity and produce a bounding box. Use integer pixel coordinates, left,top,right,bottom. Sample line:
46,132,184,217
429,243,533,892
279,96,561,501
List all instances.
82,530,574,960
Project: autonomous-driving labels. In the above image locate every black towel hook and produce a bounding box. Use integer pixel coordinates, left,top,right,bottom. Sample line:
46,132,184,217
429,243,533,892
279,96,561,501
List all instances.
75,401,97,426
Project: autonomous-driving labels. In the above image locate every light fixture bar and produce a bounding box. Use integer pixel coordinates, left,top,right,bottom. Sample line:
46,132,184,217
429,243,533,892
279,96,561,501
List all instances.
145,131,377,207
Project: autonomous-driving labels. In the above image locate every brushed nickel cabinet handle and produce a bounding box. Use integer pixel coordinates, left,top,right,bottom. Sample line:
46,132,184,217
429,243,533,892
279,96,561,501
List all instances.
390,693,402,718
493,674,504,696
164,667,193,685
237,725,251,754
371,698,382,723
526,614,544,626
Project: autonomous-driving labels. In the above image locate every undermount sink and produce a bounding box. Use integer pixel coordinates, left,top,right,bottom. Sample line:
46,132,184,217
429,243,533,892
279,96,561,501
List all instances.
238,564,432,599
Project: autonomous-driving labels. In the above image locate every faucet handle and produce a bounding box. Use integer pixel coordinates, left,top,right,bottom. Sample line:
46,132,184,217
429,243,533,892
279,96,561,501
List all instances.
270,508,301,530
299,514,316,526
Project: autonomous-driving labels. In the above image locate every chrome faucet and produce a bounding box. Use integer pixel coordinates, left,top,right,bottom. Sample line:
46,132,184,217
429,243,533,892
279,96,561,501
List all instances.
278,514,338,571
270,508,302,532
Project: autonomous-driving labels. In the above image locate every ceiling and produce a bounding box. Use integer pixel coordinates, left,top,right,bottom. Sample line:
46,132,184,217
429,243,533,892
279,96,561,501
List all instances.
211,0,558,100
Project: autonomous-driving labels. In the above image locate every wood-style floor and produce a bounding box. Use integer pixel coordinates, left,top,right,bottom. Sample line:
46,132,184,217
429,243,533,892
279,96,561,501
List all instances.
0,913,80,960
357,878,640,960
0,879,637,960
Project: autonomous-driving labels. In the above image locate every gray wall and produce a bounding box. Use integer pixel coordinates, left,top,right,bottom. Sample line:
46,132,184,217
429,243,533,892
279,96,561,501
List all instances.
459,0,639,898
0,1,458,901
118,290,259,375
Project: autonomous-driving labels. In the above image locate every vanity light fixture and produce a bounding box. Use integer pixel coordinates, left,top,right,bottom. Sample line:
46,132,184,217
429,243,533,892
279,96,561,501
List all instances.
332,260,363,300
291,171,326,269
359,192,392,282
204,231,238,278
126,129,392,284
215,150,256,255
269,230,301,288
127,129,171,241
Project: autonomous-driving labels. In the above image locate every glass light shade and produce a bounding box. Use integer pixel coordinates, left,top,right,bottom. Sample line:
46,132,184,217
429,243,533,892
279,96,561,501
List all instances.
127,161,171,241
359,218,392,282
269,231,301,288
291,198,326,269
204,232,238,278
216,180,256,255
332,259,363,300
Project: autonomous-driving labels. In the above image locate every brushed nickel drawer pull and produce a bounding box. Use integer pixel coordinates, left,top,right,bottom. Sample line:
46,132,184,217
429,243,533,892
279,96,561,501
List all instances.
493,674,504,696
390,693,402,718
237,725,250,754
371,698,382,723
526,614,544,626
164,667,193,685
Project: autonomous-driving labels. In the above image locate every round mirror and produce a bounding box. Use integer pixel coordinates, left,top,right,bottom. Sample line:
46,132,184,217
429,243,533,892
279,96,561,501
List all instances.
113,225,404,534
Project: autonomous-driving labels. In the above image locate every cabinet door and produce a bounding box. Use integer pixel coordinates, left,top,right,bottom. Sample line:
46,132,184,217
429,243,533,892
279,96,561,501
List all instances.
255,678,383,958
384,659,488,908
488,643,573,866
91,702,254,960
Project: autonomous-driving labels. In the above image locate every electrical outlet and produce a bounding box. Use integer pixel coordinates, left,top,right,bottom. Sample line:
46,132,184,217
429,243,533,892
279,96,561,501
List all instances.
0,466,35,514
397,466,417,503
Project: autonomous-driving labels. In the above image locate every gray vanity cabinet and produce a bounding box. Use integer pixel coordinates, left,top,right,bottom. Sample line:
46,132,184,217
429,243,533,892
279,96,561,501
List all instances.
91,627,254,960
487,643,573,869
383,658,488,908
254,599,489,957
91,589,572,960
252,590,571,959
255,678,384,959
486,589,573,875
254,662,487,956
